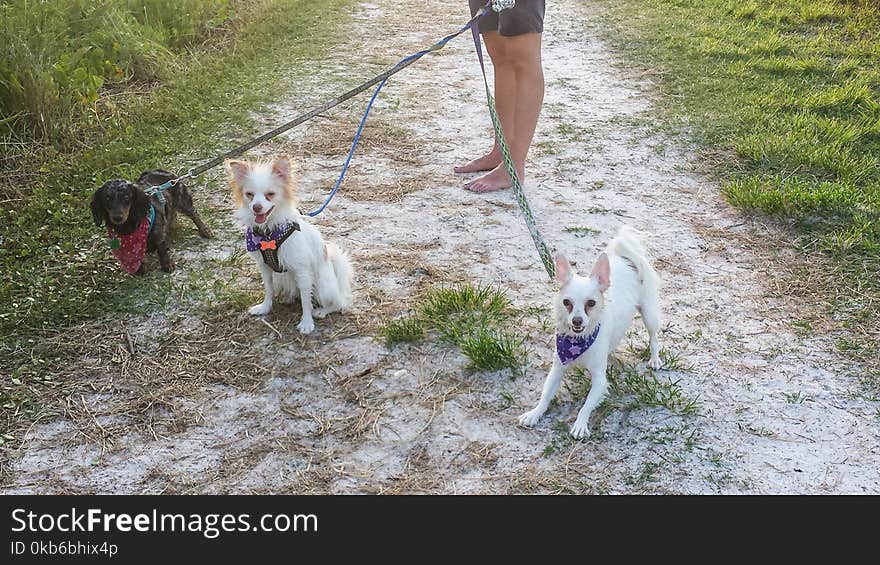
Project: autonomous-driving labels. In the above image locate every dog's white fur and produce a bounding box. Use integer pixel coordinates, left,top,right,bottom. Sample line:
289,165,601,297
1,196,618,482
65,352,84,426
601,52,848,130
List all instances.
226,156,353,334
519,226,662,439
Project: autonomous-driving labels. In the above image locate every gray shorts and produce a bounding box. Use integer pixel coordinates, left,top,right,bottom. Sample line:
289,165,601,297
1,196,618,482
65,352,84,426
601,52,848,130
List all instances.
469,0,545,37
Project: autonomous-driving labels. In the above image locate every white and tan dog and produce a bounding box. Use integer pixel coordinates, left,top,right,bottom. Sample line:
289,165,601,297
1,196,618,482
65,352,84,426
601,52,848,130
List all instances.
226,156,353,334
519,226,662,438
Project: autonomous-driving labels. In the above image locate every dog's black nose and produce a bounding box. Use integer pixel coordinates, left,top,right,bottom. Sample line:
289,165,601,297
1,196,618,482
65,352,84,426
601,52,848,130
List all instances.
111,216,124,224
252,204,263,213
572,316,584,326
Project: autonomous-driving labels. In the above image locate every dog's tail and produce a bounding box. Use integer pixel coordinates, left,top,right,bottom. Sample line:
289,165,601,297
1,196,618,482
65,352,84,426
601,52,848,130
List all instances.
609,226,659,290
321,242,353,310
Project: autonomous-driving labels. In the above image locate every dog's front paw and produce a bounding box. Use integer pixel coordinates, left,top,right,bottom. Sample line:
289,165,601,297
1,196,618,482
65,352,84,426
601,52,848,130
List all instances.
569,419,592,440
648,356,663,370
518,409,543,428
199,226,214,238
297,317,315,334
249,302,272,316
161,259,175,273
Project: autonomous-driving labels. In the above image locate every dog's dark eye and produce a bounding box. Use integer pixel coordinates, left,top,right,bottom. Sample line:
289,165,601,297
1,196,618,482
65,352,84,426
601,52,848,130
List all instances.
586,299,596,308
563,298,572,312
245,192,254,199
266,192,275,200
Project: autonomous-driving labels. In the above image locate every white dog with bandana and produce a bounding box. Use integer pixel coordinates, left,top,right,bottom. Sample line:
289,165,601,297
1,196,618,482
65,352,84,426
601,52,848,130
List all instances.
518,226,663,439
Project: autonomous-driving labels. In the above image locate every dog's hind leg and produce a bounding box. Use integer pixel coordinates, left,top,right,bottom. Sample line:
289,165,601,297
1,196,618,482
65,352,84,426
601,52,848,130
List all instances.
518,358,566,428
638,294,662,370
570,359,608,440
176,186,213,238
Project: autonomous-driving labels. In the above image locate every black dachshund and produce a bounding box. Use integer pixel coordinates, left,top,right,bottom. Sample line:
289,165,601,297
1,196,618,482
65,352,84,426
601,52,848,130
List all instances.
90,170,213,274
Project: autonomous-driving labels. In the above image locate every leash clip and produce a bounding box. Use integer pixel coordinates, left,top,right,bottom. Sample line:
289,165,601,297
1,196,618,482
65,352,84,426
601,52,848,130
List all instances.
491,0,515,12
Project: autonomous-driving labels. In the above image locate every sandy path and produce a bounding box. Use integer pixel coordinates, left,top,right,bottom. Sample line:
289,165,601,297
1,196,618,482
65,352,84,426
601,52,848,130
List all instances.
4,0,879,494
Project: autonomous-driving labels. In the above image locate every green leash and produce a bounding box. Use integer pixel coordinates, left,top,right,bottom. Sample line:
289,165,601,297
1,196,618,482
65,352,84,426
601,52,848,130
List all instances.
469,17,556,280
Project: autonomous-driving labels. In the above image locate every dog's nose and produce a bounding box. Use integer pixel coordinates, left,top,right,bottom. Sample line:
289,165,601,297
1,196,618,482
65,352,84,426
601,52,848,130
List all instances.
252,204,263,213
572,316,584,326
111,215,124,224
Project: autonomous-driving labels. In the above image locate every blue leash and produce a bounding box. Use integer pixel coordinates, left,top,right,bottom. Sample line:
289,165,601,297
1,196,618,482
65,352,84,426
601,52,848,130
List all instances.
306,76,387,217
306,3,496,217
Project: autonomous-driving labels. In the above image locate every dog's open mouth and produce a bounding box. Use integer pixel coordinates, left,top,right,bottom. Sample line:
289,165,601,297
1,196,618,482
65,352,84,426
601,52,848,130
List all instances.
253,207,274,225
571,324,585,334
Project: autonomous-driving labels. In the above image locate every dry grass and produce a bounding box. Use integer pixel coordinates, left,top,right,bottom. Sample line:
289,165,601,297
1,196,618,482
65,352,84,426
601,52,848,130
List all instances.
337,172,435,202
1,309,277,473
286,118,424,165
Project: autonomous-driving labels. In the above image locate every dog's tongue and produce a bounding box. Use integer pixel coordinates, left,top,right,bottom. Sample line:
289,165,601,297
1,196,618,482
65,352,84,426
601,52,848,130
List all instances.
255,213,268,224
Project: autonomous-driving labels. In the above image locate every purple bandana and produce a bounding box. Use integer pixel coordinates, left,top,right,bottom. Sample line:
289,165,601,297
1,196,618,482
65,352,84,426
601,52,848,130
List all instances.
556,324,601,365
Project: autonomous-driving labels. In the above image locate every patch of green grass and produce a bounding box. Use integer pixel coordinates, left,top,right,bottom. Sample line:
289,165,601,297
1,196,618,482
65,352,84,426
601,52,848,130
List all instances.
625,460,662,486
420,283,513,344
458,328,526,372
379,284,527,374
380,316,425,348
611,362,700,416
784,390,809,404
595,0,880,358
542,420,575,457
586,205,628,216
563,226,601,238
420,284,511,326
645,423,701,450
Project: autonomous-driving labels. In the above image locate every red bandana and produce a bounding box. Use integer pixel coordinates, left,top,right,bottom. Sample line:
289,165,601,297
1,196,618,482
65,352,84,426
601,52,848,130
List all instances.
109,216,150,275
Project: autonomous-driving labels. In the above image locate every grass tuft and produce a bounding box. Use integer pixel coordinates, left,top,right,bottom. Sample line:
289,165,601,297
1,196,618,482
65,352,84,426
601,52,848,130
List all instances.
380,317,425,348
458,329,526,372
379,284,526,374
611,363,700,416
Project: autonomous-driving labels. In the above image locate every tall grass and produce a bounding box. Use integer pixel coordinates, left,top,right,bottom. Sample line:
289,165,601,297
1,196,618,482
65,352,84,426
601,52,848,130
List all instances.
0,0,232,144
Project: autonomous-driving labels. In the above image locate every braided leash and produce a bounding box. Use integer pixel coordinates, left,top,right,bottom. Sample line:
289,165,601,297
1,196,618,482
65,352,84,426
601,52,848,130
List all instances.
468,12,556,279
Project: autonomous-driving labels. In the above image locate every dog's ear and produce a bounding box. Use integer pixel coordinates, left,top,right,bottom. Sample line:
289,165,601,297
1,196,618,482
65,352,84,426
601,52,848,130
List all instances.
90,187,106,226
130,182,149,218
554,253,572,285
225,159,249,204
591,253,611,292
273,156,298,203
271,156,291,182
225,159,250,184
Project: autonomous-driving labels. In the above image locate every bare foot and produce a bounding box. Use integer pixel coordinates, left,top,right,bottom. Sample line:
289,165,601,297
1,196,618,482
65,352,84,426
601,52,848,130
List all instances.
454,150,501,173
463,164,523,193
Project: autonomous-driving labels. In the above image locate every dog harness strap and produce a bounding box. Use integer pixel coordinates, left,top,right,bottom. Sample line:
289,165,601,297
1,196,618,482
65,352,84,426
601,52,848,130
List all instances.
147,204,156,233
556,324,601,365
245,221,301,273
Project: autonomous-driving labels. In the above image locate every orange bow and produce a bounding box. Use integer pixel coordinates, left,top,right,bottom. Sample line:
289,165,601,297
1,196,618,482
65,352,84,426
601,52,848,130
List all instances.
260,240,277,251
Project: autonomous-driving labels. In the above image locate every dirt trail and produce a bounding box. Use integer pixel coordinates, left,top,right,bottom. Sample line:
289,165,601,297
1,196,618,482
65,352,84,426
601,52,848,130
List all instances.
4,0,879,494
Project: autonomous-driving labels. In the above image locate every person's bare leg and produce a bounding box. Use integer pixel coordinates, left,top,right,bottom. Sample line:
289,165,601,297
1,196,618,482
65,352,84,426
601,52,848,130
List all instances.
466,32,543,193
455,32,514,174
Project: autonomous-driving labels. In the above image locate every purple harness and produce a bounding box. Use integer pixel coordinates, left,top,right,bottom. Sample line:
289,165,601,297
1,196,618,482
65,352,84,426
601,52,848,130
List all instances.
245,221,300,273
556,324,601,365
